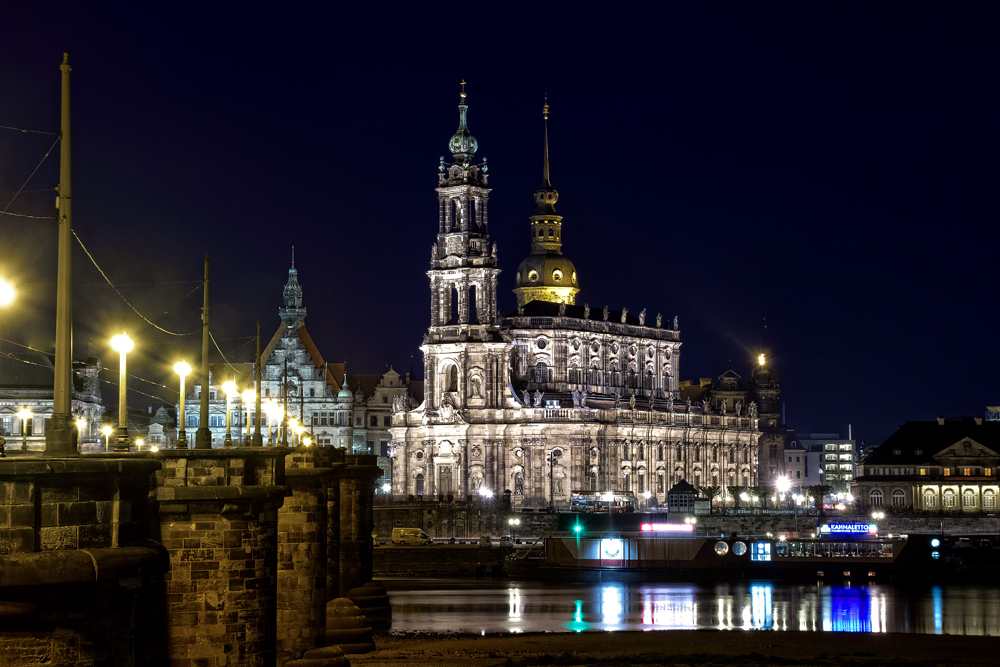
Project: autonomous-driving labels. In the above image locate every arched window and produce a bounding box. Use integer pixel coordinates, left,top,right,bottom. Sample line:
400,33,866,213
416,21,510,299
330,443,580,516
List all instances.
638,446,644,461
415,473,425,496
590,472,597,492
514,472,524,495
984,490,996,510
943,489,956,508
729,449,734,464
645,371,653,390
963,489,976,508
447,365,458,392
694,447,700,463
742,473,749,486
623,473,630,490
870,489,883,507
712,447,717,463
638,471,645,493
676,445,682,459
440,468,453,495
892,489,905,508
658,445,663,461
694,472,701,488
923,489,936,508
623,443,628,459
469,284,478,324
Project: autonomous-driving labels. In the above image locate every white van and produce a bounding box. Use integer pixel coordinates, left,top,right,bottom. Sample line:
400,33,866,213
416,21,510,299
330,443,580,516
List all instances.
392,527,432,546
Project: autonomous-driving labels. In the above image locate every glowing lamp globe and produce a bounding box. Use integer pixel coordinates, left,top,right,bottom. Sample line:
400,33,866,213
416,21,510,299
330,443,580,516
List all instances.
173,360,192,377
110,332,135,354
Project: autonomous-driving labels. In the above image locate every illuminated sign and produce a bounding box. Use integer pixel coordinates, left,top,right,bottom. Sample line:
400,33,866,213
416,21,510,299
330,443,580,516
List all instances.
600,538,623,559
819,523,878,535
751,542,771,561
640,523,694,533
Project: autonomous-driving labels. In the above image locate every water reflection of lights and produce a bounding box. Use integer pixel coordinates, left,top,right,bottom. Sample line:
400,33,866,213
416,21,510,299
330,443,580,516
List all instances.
932,586,943,635
639,588,697,629
566,599,590,633
601,586,623,628
509,588,522,619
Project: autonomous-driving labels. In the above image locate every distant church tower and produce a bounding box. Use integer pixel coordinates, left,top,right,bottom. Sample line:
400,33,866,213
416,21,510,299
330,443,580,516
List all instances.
513,99,580,307
422,85,510,416
279,246,306,328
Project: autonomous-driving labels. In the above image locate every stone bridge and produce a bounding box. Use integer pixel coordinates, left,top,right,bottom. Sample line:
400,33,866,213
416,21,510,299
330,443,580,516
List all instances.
0,445,382,666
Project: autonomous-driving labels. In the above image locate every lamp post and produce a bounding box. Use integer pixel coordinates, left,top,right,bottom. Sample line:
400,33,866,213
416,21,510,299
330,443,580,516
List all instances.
109,331,134,452
75,417,85,452
295,424,305,447
136,438,144,451
242,388,255,444
173,361,192,449
101,425,113,452
221,380,237,447
288,418,299,447
17,407,31,452
508,517,520,544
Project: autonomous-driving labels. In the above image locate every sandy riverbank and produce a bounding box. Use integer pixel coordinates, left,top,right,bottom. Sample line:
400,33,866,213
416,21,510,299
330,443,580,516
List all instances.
352,630,1000,666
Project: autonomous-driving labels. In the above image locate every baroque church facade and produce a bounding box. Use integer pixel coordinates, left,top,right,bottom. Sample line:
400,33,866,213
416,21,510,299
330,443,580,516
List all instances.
390,91,762,506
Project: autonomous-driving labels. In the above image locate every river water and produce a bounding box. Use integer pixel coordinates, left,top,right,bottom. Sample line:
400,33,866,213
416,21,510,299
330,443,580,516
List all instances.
382,577,1000,635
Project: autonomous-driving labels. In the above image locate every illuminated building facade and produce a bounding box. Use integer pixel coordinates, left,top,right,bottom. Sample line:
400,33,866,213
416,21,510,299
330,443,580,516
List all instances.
390,90,761,506
0,352,104,450
852,416,1000,512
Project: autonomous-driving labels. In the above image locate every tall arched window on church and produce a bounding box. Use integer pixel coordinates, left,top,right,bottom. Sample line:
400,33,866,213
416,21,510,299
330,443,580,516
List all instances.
451,286,460,325
469,284,478,324
440,468,453,496
590,472,597,491
514,472,523,495
415,473,425,496
645,371,653,390
446,365,458,392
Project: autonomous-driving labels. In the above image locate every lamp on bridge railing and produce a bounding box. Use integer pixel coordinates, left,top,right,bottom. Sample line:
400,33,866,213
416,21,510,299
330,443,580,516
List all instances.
109,331,135,453
221,380,238,447
101,425,113,452
173,360,192,449
17,407,32,452
241,389,255,444
75,418,85,451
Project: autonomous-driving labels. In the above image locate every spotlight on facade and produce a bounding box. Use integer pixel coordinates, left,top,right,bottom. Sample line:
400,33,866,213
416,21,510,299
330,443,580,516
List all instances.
758,353,766,366
382,482,392,494
776,476,791,494
478,487,494,499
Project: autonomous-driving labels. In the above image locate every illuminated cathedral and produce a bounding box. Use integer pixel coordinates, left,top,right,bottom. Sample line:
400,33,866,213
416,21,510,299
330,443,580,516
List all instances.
389,88,762,507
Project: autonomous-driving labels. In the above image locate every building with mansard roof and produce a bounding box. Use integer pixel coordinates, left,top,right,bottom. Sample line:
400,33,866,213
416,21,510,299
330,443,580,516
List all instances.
851,415,1000,513
390,90,762,507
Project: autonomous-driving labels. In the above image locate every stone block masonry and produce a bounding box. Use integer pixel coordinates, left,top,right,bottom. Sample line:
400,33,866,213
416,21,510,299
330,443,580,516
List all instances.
0,456,167,667
338,454,383,596
277,446,346,664
137,447,291,667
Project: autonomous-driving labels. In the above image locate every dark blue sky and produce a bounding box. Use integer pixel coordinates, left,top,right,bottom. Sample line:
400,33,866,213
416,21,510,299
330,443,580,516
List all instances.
0,3,996,446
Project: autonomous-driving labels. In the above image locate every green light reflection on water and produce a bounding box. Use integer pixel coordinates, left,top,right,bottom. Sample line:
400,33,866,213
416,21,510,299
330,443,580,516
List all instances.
566,598,589,633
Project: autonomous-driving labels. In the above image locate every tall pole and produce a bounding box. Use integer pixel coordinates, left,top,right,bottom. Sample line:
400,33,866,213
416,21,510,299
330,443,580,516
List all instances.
253,320,262,446
281,358,289,447
45,53,78,456
195,255,212,448
299,380,304,447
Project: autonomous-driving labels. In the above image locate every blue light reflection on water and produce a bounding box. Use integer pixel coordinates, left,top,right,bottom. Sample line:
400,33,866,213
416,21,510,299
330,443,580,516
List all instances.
383,578,1000,636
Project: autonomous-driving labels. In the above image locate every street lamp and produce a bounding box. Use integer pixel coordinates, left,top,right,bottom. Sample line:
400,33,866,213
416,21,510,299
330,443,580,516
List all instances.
242,388,255,444
17,407,31,452
302,435,312,447
221,380,238,447
173,360,192,449
101,425,113,452
75,417,85,451
295,424,305,447
109,331,135,452
508,517,521,544
288,418,299,446
136,438,144,451
478,487,493,499
0,277,15,453
642,490,652,512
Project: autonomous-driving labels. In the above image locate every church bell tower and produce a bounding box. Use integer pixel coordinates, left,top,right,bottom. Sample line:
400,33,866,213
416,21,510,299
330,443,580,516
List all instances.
422,84,509,414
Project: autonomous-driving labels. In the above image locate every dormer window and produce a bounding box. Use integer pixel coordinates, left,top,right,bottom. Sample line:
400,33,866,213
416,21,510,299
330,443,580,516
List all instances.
914,449,922,455
893,449,901,455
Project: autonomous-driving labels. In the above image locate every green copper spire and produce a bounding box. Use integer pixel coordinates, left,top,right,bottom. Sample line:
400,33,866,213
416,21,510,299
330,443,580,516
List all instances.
448,81,478,166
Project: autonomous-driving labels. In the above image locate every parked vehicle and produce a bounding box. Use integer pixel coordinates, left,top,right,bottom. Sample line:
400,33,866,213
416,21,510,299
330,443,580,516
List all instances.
392,528,432,546
479,535,493,548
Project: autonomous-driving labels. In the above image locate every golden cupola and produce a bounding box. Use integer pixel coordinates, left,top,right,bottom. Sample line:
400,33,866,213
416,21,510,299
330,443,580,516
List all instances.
513,99,580,308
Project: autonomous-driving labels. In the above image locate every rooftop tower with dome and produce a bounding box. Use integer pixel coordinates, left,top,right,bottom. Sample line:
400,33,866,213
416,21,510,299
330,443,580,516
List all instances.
513,100,580,307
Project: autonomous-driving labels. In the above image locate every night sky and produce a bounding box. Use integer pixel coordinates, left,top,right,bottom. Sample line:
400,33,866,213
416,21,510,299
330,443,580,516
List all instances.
0,3,996,448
